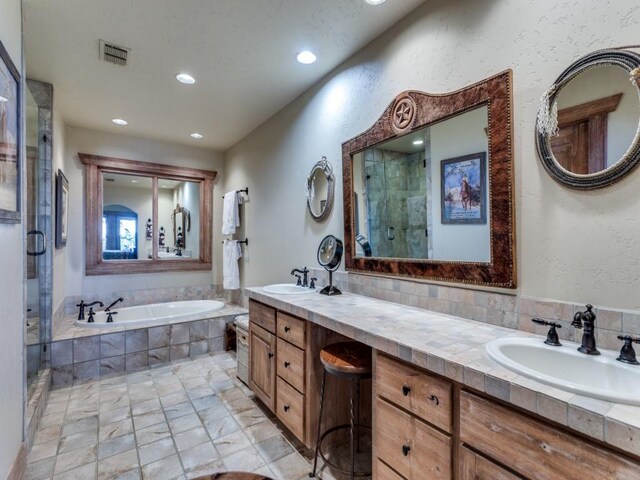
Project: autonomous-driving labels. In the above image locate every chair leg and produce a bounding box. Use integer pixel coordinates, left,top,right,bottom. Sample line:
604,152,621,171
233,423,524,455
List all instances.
350,378,357,480
310,369,327,478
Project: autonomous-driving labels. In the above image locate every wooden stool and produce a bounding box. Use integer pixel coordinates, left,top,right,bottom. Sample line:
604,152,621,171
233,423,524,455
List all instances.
192,472,274,480
310,341,372,479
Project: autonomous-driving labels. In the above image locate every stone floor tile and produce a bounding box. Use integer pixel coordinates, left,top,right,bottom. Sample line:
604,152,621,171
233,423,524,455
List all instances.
138,437,176,466
131,398,161,416
99,418,134,442
61,416,98,436
53,444,97,476
269,451,312,480
255,434,295,463
232,407,266,428
28,439,59,463
135,421,171,446
222,445,266,472
26,457,56,480
59,429,98,454
98,433,136,460
183,459,224,479
243,420,280,444
97,449,139,480
168,413,202,434
212,430,252,458
33,424,63,446
173,426,210,452
99,406,131,427
140,453,184,480
163,401,196,421
133,411,166,431
179,442,219,473
203,415,239,440
52,461,96,480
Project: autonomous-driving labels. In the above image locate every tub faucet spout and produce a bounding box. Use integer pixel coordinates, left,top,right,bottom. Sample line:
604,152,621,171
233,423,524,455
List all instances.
76,300,104,320
572,304,600,355
105,297,124,312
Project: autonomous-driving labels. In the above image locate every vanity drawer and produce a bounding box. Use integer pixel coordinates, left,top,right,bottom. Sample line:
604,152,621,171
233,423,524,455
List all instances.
236,326,249,348
375,354,452,433
276,376,305,441
249,299,276,333
277,312,306,349
376,459,406,480
277,338,305,393
459,446,522,480
375,398,451,480
460,391,640,480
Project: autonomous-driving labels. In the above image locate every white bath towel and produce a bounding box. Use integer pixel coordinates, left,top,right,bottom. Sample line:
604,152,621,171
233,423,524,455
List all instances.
223,239,242,290
222,191,240,235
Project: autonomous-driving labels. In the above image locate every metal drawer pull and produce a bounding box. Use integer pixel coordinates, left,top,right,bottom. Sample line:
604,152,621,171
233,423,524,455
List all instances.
402,444,411,456
284,326,291,332
284,361,290,368
268,352,274,358
402,385,411,396
283,405,290,412
428,395,440,406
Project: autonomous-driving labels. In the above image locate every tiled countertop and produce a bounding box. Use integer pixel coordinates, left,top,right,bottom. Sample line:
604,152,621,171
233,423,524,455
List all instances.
246,287,640,458
54,302,248,341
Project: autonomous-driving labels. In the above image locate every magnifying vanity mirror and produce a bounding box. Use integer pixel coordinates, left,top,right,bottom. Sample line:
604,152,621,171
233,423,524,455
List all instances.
317,234,343,296
342,71,516,287
536,48,640,189
306,156,335,222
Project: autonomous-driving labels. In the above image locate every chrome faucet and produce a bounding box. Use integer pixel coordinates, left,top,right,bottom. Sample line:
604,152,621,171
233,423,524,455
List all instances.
105,297,124,312
76,300,104,320
571,304,600,355
291,267,309,287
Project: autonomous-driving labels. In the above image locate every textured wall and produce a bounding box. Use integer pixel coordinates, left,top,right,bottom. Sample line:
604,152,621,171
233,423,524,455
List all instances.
224,0,640,310
62,126,225,299
0,0,24,476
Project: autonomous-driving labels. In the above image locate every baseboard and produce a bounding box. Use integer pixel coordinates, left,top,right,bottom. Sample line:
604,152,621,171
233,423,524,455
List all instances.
7,443,26,480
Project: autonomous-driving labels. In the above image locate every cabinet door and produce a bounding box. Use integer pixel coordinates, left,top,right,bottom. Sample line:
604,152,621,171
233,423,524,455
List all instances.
459,446,523,480
249,322,276,411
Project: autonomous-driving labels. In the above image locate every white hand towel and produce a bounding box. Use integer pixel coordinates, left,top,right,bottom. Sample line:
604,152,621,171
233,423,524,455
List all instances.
222,191,240,235
223,239,242,290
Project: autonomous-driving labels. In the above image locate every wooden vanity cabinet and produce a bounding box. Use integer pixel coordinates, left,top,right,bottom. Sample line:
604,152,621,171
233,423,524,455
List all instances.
374,354,453,480
459,447,523,480
249,300,276,410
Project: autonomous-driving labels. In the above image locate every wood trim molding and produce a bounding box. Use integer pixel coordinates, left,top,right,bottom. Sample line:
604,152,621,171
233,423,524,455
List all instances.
342,70,516,288
557,93,622,125
79,153,216,276
7,443,26,480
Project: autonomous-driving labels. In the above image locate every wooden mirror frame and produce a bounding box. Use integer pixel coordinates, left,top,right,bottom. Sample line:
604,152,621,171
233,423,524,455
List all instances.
79,153,216,275
342,70,516,288
535,49,640,189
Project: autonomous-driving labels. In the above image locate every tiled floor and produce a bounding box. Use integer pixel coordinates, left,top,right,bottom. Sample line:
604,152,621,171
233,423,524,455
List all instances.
26,352,315,480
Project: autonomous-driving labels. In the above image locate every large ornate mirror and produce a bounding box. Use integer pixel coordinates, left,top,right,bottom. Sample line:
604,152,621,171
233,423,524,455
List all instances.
343,71,516,288
536,48,640,189
80,153,216,275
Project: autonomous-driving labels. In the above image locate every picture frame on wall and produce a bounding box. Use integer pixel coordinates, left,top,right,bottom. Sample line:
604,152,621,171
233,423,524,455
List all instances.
0,40,21,223
56,169,69,248
440,152,487,224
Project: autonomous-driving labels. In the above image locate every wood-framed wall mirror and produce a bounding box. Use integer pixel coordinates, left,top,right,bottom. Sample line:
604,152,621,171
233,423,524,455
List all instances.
79,153,216,275
342,70,516,288
536,48,640,189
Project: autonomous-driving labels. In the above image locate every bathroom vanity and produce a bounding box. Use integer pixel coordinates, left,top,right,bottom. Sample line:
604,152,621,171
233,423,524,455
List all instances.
246,288,640,480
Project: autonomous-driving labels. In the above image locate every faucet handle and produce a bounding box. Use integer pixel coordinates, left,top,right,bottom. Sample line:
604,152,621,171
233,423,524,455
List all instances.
294,274,302,286
87,307,95,323
107,311,118,323
617,335,640,365
531,318,562,346
309,277,317,289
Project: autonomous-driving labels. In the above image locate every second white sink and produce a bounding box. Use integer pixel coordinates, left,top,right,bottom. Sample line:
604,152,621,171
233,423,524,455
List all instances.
486,337,640,405
262,283,316,295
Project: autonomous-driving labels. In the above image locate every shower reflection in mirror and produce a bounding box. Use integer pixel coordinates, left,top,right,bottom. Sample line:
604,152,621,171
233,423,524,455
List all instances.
352,105,490,262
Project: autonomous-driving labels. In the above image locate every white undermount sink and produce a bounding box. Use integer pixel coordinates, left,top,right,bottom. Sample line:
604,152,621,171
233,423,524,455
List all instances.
262,283,316,295
486,337,640,405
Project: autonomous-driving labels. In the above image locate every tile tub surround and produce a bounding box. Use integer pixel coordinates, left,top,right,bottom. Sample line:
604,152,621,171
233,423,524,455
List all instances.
246,287,640,458
26,369,52,451
50,304,247,387
26,353,314,480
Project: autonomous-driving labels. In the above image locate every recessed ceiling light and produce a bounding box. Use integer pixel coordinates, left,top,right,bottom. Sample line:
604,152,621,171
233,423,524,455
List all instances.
0,96,8,102
176,73,196,85
365,0,386,4
112,118,128,126
296,51,317,65
190,132,204,139
413,139,424,145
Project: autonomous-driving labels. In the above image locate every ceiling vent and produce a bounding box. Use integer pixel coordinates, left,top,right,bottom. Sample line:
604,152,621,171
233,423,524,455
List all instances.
99,40,130,66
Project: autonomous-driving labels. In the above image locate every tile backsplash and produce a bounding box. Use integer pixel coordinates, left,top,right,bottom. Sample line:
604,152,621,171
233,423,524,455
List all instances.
241,268,640,351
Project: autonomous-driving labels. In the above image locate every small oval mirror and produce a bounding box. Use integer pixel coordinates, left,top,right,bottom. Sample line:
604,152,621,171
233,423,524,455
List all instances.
536,48,640,189
306,157,334,221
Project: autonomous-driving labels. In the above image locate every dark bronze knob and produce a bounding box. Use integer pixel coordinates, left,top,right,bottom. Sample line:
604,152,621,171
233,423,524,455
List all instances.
402,444,411,456
283,405,290,412
268,352,274,358
402,385,411,396
428,395,440,406
284,326,291,333
284,361,290,368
